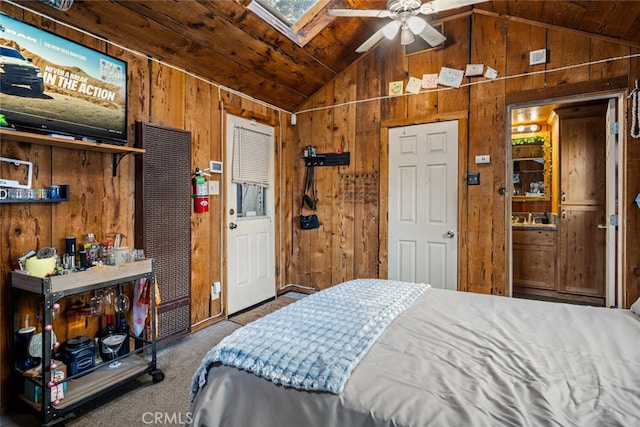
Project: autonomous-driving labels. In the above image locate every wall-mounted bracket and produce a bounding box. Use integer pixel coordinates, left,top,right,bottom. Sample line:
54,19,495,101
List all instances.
112,152,134,176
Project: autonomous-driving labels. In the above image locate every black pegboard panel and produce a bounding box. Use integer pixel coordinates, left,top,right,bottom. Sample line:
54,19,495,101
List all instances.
135,122,191,344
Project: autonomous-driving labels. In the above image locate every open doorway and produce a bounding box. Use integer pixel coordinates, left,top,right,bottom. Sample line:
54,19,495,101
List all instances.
508,93,624,308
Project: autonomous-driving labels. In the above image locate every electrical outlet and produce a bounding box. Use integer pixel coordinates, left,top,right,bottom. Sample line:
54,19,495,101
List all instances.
211,281,221,300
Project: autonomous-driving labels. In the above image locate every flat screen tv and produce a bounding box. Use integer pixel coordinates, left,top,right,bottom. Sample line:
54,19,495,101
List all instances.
0,13,127,145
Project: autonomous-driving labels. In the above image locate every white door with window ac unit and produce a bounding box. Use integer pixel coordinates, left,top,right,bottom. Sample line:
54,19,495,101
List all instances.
226,115,275,314
388,121,458,290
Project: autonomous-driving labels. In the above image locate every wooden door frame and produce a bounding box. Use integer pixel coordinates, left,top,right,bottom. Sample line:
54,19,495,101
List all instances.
506,90,626,307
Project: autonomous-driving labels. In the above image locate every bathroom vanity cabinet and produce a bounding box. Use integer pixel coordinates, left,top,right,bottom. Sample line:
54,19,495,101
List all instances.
512,229,557,292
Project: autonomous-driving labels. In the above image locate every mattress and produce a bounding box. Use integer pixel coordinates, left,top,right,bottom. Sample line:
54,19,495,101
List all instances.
188,286,640,427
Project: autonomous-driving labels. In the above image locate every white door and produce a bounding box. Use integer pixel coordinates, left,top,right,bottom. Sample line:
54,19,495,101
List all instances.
226,115,275,314
388,121,459,290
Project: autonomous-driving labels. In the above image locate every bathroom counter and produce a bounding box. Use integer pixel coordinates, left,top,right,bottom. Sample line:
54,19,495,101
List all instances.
512,223,557,231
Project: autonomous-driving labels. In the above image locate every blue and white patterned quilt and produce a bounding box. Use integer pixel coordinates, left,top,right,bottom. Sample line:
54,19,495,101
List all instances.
190,279,428,402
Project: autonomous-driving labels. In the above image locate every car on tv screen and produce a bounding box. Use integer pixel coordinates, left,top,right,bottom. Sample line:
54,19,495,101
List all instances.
0,45,45,94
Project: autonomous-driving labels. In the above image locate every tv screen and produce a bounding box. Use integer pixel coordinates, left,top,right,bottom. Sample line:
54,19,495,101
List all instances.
0,13,127,144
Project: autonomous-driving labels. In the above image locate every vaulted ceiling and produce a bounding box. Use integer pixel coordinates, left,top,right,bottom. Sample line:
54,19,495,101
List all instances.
6,1,640,112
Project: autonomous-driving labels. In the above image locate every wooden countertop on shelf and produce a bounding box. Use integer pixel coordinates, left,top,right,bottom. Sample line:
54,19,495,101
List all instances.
11,259,153,295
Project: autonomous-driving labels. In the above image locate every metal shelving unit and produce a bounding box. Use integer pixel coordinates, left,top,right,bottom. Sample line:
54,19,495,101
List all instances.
11,259,163,426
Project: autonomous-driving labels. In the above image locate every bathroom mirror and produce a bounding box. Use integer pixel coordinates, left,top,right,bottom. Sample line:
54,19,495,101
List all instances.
512,158,546,197
511,135,550,201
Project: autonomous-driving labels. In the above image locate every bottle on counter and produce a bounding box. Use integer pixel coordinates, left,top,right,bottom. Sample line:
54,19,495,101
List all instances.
116,315,130,357
98,314,116,362
85,233,100,266
102,240,115,265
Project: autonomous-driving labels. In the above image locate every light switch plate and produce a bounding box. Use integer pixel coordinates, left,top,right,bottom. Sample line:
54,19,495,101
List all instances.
208,180,219,195
467,172,480,185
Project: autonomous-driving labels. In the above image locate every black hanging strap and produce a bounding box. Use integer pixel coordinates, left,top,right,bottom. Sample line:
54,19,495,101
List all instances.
300,166,318,214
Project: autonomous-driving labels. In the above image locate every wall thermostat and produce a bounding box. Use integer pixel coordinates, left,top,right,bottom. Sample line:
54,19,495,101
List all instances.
209,161,223,174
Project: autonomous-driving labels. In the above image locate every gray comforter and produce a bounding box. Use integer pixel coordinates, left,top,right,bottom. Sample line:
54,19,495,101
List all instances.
189,287,640,426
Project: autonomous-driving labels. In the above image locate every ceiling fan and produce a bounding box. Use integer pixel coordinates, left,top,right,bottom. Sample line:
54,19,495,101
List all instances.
328,0,484,53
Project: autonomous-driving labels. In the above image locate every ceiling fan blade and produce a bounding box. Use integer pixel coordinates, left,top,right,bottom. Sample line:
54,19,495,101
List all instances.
355,28,386,53
415,21,447,46
420,0,484,14
327,9,391,18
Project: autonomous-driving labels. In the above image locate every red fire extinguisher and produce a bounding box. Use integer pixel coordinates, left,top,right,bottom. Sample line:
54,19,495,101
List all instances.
193,168,209,213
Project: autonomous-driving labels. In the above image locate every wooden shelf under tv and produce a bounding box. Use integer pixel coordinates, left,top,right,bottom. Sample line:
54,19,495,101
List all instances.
0,129,144,155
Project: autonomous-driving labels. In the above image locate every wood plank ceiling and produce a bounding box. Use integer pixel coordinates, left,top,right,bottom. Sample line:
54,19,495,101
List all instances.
6,0,640,112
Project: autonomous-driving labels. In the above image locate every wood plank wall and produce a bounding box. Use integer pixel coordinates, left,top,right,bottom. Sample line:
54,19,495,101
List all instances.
287,12,640,307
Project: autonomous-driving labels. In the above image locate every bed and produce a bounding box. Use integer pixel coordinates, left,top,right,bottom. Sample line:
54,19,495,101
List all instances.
188,279,640,426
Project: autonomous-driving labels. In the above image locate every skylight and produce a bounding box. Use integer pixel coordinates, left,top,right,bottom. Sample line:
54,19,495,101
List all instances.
252,0,320,27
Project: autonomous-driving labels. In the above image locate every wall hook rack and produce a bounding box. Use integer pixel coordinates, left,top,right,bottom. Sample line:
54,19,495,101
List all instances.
303,152,350,167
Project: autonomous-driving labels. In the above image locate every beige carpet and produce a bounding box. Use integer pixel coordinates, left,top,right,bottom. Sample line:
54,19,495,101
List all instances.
229,296,297,325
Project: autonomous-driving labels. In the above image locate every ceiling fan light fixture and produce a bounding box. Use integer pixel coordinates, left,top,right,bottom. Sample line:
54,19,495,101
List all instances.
382,21,401,40
407,16,426,34
39,0,74,11
329,0,483,53
400,27,415,45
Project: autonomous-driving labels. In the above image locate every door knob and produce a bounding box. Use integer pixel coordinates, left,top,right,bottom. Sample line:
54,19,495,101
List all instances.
229,222,237,230
446,230,455,238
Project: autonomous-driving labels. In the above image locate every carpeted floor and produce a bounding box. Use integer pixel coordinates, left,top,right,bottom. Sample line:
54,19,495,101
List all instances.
0,292,306,427
229,296,298,325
